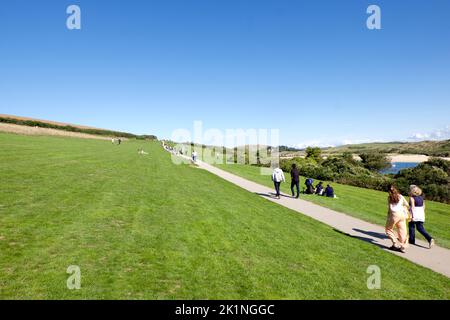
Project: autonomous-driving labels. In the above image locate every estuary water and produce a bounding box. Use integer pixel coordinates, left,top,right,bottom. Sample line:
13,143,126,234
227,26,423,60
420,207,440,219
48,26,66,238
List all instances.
381,162,420,175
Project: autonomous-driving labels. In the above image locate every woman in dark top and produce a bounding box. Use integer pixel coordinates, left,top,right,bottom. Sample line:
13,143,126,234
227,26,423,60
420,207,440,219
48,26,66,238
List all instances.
315,182,324,195
305,178,315,194
324,184,334,198
408,185,435,248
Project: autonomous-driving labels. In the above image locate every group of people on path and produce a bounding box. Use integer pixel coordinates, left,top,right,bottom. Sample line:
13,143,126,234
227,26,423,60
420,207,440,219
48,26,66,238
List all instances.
162,142,197,160
163,143,179,156
386,185,435,253
271,164,335,199
271,165,435,253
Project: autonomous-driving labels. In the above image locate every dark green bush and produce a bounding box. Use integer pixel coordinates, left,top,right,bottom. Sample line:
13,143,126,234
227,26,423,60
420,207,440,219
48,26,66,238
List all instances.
359,152,391,172
394,159,450,203
278,153,449,203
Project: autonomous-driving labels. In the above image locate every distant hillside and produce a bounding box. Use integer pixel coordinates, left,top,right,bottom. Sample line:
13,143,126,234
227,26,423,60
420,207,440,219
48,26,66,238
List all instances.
0,114,157,140
0,114,104,130
324,140,450,157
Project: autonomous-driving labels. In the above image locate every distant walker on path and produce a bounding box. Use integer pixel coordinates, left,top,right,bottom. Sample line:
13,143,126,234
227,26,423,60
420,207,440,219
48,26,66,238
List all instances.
271,167,285,199
290,164,300,199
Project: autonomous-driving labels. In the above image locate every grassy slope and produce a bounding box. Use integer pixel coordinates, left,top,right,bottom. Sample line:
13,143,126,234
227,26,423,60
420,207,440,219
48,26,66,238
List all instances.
215,164,450,249
0,133,448,299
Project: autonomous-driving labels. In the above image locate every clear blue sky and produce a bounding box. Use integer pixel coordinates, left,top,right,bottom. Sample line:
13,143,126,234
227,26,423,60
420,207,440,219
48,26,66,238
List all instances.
1,0,449,147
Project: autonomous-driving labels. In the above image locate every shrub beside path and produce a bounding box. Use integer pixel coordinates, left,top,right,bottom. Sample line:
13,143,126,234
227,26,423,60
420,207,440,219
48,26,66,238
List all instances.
176,152,450,278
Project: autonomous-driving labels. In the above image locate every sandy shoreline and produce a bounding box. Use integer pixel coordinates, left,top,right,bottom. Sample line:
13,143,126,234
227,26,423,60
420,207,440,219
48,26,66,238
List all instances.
388,154,450,163
281,153,450,163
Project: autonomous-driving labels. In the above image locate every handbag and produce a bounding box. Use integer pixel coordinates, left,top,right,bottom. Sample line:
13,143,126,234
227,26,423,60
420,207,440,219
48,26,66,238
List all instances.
403,204,412,222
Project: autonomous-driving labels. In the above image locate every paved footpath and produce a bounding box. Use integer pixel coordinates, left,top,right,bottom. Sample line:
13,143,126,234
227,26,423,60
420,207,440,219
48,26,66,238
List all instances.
179,153,450,278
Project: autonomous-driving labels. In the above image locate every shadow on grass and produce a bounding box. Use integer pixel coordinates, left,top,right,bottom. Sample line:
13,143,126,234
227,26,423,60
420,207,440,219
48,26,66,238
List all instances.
333,228,390,250
350,228,431,249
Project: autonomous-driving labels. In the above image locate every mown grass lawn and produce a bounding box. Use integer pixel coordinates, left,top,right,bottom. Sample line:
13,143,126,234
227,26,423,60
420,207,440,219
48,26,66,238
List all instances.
0,133,449,299
215,163,450,249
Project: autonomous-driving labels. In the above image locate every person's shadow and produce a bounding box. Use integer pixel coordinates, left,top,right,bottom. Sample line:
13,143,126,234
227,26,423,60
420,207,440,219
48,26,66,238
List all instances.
351,228,428,249
333,229,390,250
353,228,388,240
255,192,295,199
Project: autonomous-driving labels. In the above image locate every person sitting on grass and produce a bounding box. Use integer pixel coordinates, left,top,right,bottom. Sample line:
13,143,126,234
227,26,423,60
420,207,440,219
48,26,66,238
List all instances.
315,182,324,196
138,148,148,155
324,184,335,198
408,185,435,249
304,178,315,194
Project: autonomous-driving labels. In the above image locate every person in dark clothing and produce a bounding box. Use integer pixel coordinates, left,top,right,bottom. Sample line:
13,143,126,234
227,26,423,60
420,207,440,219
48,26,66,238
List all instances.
305,178,315,194
290,164,300,198
324,184,334,198
315,182,324,195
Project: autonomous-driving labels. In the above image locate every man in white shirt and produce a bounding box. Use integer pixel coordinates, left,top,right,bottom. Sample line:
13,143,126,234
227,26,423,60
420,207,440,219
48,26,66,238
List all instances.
271,167,285,199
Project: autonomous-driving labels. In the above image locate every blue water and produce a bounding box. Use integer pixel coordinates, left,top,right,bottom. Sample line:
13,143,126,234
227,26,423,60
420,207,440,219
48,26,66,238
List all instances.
381,162,420,175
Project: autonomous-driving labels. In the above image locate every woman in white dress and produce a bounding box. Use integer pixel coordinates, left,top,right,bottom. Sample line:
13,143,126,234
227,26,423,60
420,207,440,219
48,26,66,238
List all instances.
385,185,410,253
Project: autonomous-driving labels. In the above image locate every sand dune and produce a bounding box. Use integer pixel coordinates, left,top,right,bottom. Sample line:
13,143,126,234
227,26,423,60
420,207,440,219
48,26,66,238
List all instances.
0,123,111,140
0,114,104,130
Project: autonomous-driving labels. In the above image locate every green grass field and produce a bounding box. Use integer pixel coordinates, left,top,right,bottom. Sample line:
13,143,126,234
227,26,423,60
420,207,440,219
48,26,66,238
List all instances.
215,163,450,249
0,133,449,299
